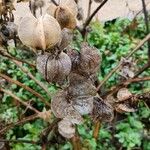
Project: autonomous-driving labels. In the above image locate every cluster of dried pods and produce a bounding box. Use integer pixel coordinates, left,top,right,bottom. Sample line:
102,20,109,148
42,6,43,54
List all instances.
0,0,134,139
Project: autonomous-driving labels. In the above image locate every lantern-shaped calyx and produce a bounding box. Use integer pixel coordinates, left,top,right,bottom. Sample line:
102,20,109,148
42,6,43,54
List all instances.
18,14,61,51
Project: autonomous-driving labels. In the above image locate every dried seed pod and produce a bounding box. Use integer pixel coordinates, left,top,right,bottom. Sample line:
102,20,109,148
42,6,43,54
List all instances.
67,73,97,97
60,0,78,16
36,52,71,85
65,106,83,124
79,42,101,76
51,91,70,118
58,28,73,50
117,88,132,102
18,14,61,51
115,104,135,113
55,5,76,29
72,96,94,115
58,119,75,139
91,97,114,122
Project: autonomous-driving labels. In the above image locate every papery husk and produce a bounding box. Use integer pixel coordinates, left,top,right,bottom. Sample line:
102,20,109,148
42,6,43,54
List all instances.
51,90,70,118
18,14,61,51
117,88,132,102
67,73,97,97
115,104,135,113
46,3,57,17
92,97,114,122
55,5,76,29
58,118,75,139
36,52,71,85
72,96,94,115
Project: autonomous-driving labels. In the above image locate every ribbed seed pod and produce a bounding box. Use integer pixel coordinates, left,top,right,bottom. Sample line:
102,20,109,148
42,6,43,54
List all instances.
59,28,73,50
72,96,94,115
55,5,76,29
67,73,97,97
36,52,71,85
58,119,75,139
79,42,101,76
92,97,114,122
18,14,61,51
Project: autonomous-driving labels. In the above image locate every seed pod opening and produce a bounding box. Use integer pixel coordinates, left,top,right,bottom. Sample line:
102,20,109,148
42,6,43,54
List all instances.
58,119,75,139
36,52,72,85
18,14,61,51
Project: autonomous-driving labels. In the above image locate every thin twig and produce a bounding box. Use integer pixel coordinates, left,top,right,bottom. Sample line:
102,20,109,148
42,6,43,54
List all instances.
0,114,38,134
81,0,108,37
0,50,36,68
141,0,150,58
93,121,101,141
12,60,52,97
97,33,150,91
87,0,92,18
0,73,51,107
51,0,58,6
0,87,39,113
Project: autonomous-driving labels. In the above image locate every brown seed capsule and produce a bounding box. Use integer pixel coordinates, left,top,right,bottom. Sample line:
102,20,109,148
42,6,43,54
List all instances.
36,52,72,85
55,5,76,29
91,97,114,122
72,96,94,115
18,14,61,51
67,73,97,97
58,119,75,139
79,42,101,76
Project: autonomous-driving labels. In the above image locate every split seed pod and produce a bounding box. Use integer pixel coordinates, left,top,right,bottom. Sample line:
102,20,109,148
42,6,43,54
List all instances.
92,97,114,122
58,119,75,139
18,14,61,51
37,52,71,85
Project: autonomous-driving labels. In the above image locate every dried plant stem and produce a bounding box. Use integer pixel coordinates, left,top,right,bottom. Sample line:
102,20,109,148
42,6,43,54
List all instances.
51,0,58,6
97,33,150,91
87,0,92,18
0,50,35,68
0,73,51,107
12,60,52,97
0,114,38,134
81,0,108,37
0,87,39,113
93,121,101,141
71,134,82,150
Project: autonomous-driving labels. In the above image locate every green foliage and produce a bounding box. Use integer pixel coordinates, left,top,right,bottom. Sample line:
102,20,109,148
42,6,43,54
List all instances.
0,17,150,149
